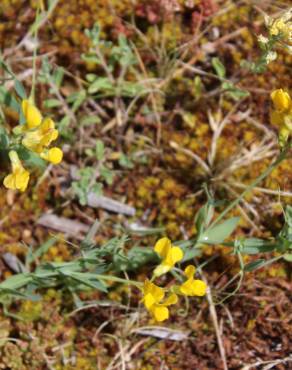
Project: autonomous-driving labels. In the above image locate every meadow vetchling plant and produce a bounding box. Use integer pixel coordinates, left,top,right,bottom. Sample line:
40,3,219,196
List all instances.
0,8,291,325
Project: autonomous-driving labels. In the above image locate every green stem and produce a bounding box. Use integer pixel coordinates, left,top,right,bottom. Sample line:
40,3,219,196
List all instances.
30,40,38,102
209,147,289,229
95,274,142,288
29,7,40,102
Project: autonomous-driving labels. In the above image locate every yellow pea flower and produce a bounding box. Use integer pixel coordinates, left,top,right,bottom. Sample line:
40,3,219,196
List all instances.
279,126,290,147
267,9,292,44
270,110,285,126
153,237,184,277
269,18,287,36
271,89,291,112
270,89,292,147
142,279,178,322
179,265,207,297
22,99,43,129
40,147,63,164
3,151,30,192
22,117,59,153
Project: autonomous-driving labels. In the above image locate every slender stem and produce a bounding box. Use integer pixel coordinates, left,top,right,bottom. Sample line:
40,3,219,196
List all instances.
29,7,40,102
209,147,289,229
95,274,142,288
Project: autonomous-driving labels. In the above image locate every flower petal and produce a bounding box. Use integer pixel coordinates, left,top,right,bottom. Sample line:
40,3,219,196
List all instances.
179,280,193,296
191,280,207,296
163,293,178,306
180,279,207,297
41,117,55,131
22,99,42,128
143,280,164,302
152,305,169,322
3,174,16,190
184,265,196,279
15,170,30,192
168,246,183,264
270,111,284,126
153,264,170,277
154,237,171,259
271,89,291,112
40,147,63,164
144,293,156,310
150,283,165,302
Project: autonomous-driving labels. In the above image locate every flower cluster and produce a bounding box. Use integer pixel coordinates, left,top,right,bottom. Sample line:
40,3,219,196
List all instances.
141,237,207,322
266,8,292,46
270,89,292,147
3,99,63,192
254,8,292,69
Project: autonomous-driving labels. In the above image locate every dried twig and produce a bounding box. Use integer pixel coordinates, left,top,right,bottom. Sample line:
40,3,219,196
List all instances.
200,273,229,370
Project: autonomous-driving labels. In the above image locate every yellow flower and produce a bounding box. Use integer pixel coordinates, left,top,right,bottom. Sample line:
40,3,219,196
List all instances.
179,265,207,297
142,279,178,322
267,9,292,43
3,151,30,192
153,237,184,277
271,89,291,112
270,110,285,126
40,147,63,164
279,125,290,147
22,117,59,153
22,99,43,129
269,18,287,36
270,89,292,146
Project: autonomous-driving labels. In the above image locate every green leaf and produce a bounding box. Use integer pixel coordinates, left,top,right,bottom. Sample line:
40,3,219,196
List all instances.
26,237,57,265
221,82,249,101
244,259,267,272
92,182,103,195
118,153,134,169
14,80,27,99
19,109,26,125
80,115,101,126
0,127,9,149
85,22,100,47
69,272,108,292
88,77,114,94
284,205,292,227
85,73,98,83
181,246,203,262
238,238,277,254
17,147,46,170
58,116,71,137
82,54,102,66
99,166,113,185
283,253,292,262
244,255,283,271
126,225,165,236
53,66,65,88
212,57,226,78
121,82,144,97
66,90,86,112
95,140,104,161
195,203,214,235
199,217,240,244
81,219,100,249
0,86,20,112
192,76,203,99
113,247,157,272
0,273,32,290
44,99,62,108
